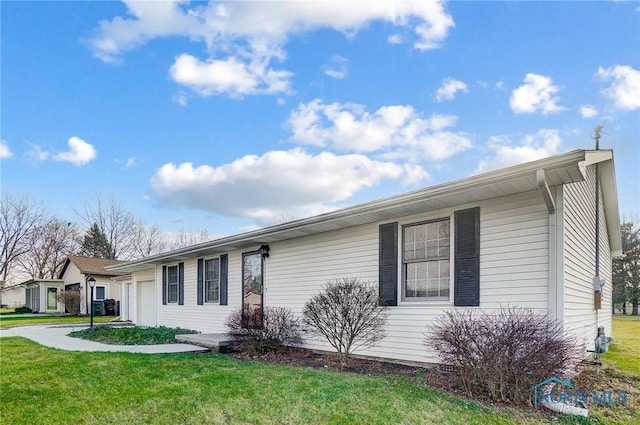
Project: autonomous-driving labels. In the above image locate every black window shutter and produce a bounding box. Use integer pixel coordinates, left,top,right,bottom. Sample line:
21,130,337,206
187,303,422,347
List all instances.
197,258,204,305
162,265,167,305
454,207,480,307
178,262,185,305
379,222,398,306
220,254,228,305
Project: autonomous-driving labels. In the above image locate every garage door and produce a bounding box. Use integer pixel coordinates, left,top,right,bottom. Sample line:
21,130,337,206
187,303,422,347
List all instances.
137,280,156,327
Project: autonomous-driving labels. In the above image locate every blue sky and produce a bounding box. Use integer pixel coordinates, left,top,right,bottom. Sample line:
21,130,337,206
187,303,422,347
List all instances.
2,0,639,239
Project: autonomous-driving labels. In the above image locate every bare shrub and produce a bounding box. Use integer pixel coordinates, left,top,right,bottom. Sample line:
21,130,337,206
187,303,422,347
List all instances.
225,306,303,353
302,278,389,366
426,307,581,404
55,290,81,315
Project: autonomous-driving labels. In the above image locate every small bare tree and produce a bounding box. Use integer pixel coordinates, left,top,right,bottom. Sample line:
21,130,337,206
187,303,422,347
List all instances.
55,290,81,315
302,278,389,366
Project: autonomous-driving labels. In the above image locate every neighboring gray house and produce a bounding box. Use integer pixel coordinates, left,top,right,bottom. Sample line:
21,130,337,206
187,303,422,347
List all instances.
110,149,621,364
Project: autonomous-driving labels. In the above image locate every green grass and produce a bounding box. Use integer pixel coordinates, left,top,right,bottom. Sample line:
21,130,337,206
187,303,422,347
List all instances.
69,325,198,345
0,307,17,314
1,337,563,425
603,316,640,375
0,315,114,329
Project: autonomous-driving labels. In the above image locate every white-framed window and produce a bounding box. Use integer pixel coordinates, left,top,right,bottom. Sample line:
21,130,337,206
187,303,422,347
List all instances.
402,218,451,300
205,258,220,303
95,286,107,301
167,265,179,303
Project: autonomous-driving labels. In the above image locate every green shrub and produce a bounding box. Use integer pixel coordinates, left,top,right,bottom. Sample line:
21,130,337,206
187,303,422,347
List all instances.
13,306,32,314
70,325,198,345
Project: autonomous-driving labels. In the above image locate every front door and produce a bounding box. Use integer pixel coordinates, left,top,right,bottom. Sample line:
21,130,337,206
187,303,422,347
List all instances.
242,251,263,327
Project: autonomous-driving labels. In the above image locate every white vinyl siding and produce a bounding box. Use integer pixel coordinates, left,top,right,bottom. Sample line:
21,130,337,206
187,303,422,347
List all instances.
153,257,238,332
562,164,613,349
134,189,553,364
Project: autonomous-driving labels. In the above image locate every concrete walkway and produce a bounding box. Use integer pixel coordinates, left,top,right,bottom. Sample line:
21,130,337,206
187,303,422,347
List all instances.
0,324,208,354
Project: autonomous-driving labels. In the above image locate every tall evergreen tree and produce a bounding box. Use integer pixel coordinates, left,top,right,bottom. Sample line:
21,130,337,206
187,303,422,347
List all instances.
79,223,115,259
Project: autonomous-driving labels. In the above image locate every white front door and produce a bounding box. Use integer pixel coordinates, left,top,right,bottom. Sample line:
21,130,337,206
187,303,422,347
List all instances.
137,280,156,327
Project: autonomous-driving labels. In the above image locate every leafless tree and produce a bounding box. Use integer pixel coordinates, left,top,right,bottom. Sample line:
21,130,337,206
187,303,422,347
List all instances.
0,193,45,282
168,229,214,250
302,278,389,366
131,222,166,259
17,218,80,279
75,197,137,260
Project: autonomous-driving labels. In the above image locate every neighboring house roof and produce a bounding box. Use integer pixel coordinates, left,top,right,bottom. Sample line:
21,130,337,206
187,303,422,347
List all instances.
59,255,129,278
109,149,622,272
17,278,64,287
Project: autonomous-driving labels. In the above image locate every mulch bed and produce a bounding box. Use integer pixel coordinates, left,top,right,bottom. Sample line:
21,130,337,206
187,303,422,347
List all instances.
226,346,459,392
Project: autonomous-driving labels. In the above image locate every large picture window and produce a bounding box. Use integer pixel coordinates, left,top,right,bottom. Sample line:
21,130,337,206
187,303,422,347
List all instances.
166,265,179,303
205,258,220,303
403,218,450,300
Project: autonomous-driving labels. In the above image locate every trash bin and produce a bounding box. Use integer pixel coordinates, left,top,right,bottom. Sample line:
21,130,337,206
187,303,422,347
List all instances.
92,301,105,316
103,299,116,316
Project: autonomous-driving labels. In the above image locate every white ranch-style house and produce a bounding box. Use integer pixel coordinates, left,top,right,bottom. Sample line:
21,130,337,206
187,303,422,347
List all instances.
110,149,621,365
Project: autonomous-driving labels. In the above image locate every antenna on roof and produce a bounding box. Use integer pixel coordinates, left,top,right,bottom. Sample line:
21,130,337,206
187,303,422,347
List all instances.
593,125,604,150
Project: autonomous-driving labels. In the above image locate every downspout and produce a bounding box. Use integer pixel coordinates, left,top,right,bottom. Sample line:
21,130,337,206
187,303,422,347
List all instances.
593,127,603,374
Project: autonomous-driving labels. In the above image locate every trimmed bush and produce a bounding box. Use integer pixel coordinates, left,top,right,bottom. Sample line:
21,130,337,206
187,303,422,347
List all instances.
225,306,303,353
426,307,581,404
13,306,32,314
302,278,389,366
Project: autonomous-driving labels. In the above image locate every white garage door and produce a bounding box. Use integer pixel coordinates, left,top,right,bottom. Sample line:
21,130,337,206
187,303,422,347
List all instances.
137,280,156,327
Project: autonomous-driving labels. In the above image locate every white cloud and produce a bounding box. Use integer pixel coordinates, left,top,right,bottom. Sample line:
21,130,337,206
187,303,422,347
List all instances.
125,157,136,169
88,1,454,97
169,53,293,98
387,34,405,45
435,77,468,102
26,144,50,163
0,141,13,159
286,99,471,161
579,105,598,118
53,137,97,166
89,1,454,60
150,148,428,220
173,91,188,107
597,65,640,110
323,55,348,79
510,73,564,114
475,129,564,173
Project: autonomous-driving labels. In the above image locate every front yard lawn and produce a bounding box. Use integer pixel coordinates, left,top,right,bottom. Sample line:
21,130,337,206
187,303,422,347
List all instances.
604,315,640,375
1,337,562,425
0,315,113,329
